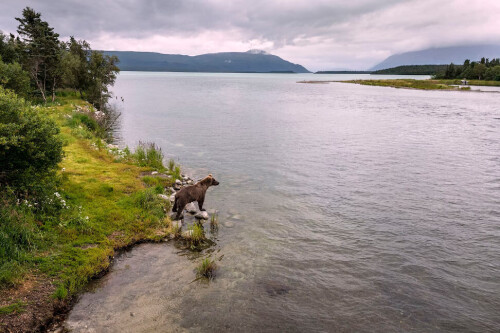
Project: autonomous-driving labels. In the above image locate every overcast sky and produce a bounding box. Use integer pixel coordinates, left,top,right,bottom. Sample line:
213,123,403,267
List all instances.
1,0,498,71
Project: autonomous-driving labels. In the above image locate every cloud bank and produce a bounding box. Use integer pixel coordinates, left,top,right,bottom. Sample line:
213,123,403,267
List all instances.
1,0,498,70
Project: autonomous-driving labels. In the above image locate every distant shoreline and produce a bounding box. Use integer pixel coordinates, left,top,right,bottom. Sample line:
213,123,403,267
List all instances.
298,79,500,91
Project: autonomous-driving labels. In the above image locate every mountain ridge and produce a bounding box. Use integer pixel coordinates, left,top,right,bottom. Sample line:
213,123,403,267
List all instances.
102,50,310,73
370,45,500,71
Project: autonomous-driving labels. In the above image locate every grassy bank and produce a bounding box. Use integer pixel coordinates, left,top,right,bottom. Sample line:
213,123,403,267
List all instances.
299,78,500,90
336,79,468,90
0,95,180,332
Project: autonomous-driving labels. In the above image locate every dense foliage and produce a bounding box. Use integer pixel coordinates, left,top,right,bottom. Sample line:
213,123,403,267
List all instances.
435,57,500,81
372,65,448,75
0,7,119,107
0,86,63,189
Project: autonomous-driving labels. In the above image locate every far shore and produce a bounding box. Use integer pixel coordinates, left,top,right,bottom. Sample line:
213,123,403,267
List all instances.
298,79,500,91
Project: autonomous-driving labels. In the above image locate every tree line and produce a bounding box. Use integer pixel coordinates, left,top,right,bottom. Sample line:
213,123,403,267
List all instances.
435,57,500,81
372,65,448,76
0,7,119,109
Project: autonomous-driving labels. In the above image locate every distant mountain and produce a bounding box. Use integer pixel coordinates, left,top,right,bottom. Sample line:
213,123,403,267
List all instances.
102,50,310,73
370,45,500,71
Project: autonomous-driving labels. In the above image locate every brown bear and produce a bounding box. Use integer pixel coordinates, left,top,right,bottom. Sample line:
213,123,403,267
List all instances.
172,174,219,220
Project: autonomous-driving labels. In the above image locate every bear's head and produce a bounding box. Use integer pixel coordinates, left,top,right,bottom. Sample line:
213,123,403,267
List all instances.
201,174,219,186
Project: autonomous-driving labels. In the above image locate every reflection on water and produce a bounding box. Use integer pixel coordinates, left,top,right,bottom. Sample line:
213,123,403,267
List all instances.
65,73,500,332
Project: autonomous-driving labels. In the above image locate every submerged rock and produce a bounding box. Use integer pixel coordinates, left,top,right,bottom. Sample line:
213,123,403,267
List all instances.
195,211,209,220
262,281,291,297
224,221,235,228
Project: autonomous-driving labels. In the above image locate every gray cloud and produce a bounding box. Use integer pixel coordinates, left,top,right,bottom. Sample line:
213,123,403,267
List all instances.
1,0,498,70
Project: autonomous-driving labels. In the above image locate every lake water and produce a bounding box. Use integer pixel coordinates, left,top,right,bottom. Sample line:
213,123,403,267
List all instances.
64,73,500,332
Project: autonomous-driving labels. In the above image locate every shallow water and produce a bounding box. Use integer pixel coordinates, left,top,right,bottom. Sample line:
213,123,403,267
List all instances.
65,73,500,332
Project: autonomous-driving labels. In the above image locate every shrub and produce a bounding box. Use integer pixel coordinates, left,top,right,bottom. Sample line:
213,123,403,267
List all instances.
0,58,30,98
0,87,63,188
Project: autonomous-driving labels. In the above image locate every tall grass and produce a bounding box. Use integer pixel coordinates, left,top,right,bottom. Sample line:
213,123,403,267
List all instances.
134,141,165,170
187,223,205,249
197,257,217,279
0,204,37,287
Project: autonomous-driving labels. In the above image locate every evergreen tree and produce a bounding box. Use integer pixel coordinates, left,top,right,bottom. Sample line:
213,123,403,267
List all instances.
15,7,61,102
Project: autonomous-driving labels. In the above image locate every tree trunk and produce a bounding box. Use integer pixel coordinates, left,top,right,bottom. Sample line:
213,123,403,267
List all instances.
51,77,56,102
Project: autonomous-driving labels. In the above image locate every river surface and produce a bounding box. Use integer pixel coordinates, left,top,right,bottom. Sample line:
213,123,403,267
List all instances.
65,73,500,332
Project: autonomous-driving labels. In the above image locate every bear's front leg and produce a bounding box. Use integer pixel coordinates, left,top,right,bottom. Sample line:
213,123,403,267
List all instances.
198,197,205,211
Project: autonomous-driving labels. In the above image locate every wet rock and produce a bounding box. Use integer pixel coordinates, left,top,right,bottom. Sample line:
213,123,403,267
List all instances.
157,194,169,201
170,212,183,220
171,221,182,229
185,202,198,214
224,221,235,228
230,214,243,221
195,211,209,220
262,281,291,297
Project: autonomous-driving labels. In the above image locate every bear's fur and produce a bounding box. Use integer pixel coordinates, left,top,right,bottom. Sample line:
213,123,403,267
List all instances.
172,174,219,220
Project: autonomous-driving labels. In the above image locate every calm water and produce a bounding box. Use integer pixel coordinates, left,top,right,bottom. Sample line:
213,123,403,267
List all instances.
65,73,500,332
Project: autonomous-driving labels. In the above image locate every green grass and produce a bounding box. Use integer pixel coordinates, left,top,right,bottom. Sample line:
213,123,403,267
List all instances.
336,79,500,90
0,96,174,311
0,301,26,315
186,223,205,249
196,257,217,280
342,79,456,90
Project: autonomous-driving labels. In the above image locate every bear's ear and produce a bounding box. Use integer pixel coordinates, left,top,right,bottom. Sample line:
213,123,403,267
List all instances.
208,174,213,178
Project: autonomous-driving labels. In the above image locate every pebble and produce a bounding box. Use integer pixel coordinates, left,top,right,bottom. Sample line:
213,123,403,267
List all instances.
157,194,169,201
